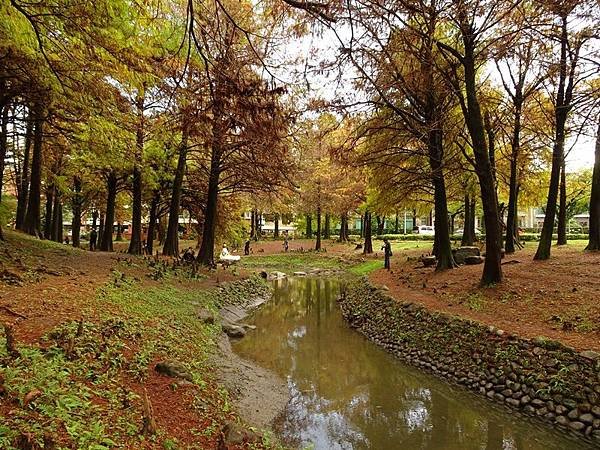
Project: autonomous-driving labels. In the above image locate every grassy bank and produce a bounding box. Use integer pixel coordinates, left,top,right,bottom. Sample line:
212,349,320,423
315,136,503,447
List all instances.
239,253,345,272
0,234,274,449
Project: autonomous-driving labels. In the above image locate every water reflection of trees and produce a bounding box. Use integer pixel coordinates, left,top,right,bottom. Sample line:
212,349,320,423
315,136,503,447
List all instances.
233,278,578,450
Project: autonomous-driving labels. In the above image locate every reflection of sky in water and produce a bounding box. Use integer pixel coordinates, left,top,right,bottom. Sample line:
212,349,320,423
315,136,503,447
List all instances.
234,278,591,450
284,379,366,449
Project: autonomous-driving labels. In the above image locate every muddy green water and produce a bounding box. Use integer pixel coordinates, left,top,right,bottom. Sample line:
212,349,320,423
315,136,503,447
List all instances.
233,277,588,450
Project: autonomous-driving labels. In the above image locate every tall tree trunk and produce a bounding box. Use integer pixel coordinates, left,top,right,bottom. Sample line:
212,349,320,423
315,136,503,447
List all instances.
197,88,225,266
412,209,417,232
315,207,322,251
116,222,122,241
197,148,221,266
461,194,473,246
162,125,189,257
470,198,476,240
100,172,117,252
535,15,572,261
394,213,399,234
146,190,160,255
43,184,54,240
377,215,386,235
16,110,33,231
23,100,45,237
98,212,105,246
250,210,256,239
127,164,143,253
71,176,82,248
345,213,350,239
339,213,347,242
256,211,262,239
514,186,520,242
429,128,456,270
505,98,523,254
305,214,312,238
51,190,62,242
324,213,330,239
360,214,364,238
0,104,8,240
586,120,600,251
274,214,280,238
128,89,145,255
363,211,373,254
461,38,503,284
158,216,167,245
557,162,567,245
484,111,497,192
58,202,63,242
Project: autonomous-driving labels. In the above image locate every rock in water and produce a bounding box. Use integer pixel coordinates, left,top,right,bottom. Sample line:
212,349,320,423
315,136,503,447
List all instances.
293,271,307,276
222,323,246,338
267,271,286,280
154,361,193,381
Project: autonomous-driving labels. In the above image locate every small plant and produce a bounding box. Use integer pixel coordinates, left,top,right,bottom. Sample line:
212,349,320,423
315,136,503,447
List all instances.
494,345,519,362
465,293,485,311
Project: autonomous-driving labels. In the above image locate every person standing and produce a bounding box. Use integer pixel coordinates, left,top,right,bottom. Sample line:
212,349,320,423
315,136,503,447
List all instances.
89,227,97,251
244,239,251,255
381,238,392,270
283,235,289,252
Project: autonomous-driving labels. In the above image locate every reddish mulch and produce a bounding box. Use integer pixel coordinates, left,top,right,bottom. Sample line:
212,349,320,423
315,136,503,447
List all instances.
370,244,600,352
245,238,355,255
0,247,117,344
0,231,254,449
126,369,226,449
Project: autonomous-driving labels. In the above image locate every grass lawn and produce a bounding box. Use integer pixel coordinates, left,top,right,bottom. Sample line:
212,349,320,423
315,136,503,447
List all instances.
348,259,384,275
238,252,344,272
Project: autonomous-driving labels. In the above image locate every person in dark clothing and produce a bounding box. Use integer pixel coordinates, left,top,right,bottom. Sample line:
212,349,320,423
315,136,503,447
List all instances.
381,238,392,270
89,228,97,251
182,247,195,263
244,239,251,256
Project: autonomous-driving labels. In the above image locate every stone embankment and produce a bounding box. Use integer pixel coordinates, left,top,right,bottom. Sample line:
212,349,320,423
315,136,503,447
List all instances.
338,279,600,444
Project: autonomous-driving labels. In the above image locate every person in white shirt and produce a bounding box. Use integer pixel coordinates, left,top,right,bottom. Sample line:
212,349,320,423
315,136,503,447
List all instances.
220,244,240,262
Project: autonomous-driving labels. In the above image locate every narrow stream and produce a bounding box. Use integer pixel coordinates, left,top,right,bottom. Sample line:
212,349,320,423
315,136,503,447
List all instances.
233,277,587,450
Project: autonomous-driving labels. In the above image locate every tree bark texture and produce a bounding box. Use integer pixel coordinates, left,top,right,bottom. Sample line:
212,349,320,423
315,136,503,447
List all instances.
535,15,571,260
71,177,82,247
146,190,160,255
128,89,145,255
461,37,503,284
557,162,567,245
16,111,33,231
586,120,600,250
23,100,44,237
363,211,373,254
100,172,117,251
163,115,190,256
315,208,322,250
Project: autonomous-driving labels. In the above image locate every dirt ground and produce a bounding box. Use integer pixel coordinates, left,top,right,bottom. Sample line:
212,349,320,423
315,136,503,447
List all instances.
370,242,600,352
0,231,276,449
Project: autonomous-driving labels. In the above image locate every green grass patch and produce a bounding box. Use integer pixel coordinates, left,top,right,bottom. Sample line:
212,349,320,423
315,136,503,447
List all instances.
348,259,383,275
239,253,343,272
